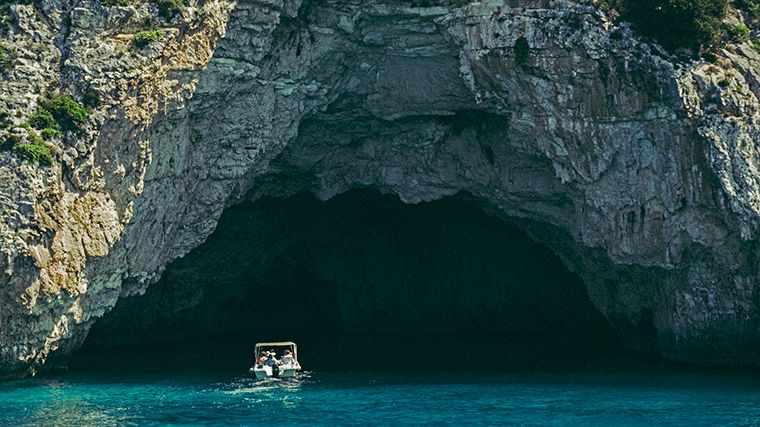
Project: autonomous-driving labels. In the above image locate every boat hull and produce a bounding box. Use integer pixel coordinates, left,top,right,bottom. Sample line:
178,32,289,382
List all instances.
251,365,271,379
280,368,297,378
249,364,300,379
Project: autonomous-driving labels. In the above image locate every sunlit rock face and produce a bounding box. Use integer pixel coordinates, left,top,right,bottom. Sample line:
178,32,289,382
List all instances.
0,0,759,378
83,190,615,348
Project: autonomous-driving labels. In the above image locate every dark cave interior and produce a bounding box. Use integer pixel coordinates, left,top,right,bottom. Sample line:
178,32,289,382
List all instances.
74,190,637,373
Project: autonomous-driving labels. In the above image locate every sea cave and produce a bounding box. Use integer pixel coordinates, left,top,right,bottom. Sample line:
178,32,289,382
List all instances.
74,189,630,373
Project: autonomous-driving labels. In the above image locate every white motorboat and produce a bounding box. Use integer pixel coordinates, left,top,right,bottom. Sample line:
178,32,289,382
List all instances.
249,341,301,379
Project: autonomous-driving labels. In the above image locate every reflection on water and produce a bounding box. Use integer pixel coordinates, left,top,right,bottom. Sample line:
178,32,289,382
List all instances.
11,378,126,427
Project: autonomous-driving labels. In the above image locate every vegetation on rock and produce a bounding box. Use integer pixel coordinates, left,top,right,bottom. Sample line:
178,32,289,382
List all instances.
2,131,53,166
595,0,760,52
100,0,186,19
38,96,89,132
607,0,728,51
13,139,53,166
28,109,58,131
0,40,15,73
735,0,759,27
727,22,751,42
40,126,62,140
134,29,165,48
82,88,102,109
0,109,10,129
1,102,60,165
22,95,87,148
156,0,185,19
0,133,22,148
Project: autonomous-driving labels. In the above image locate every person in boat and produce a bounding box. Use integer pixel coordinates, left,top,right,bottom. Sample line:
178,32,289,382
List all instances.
257,353,267,366
265,351,281,377
265,352,280,367
280,349,294,366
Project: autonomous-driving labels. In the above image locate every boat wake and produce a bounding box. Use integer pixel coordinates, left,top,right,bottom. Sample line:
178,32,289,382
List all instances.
220,372,314,395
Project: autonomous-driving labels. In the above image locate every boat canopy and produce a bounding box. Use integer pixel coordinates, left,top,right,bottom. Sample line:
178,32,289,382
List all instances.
255,341,296,347
255,341,298,361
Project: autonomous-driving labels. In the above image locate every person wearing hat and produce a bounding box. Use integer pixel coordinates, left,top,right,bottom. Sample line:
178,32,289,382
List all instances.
265,352,280,366
265,351,281,377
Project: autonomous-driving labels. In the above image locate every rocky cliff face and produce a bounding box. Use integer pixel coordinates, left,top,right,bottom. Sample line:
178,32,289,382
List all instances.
0,0,758,378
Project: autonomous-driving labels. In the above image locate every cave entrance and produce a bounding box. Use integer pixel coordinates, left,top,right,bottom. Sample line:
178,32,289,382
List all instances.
77,190,626,373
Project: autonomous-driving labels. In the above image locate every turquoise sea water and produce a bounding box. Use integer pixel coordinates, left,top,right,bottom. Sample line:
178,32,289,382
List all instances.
3,368,760,426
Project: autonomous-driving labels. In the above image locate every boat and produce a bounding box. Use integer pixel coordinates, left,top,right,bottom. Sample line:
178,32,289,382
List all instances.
249,341,301,379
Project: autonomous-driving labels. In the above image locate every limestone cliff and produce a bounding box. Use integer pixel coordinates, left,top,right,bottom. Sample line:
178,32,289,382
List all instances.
0,0,758,378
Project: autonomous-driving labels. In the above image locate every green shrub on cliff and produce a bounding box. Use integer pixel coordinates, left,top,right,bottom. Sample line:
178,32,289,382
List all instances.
13,141,53,166
727,22,751,42
627,0,728,50
0,109,10,129
133,29,165,48
39,96,89,132
1,133,22,150
156,0,185,19
596,0,731,51
29,108,63,139
40,126,62,140
735,0,759,27
28,109,57,130
0,40,15,73
3,131,54,166
82,88,102,108
24,95,88,141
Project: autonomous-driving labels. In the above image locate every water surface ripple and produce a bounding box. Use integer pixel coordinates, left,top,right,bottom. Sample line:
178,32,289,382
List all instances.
2,370,760,425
